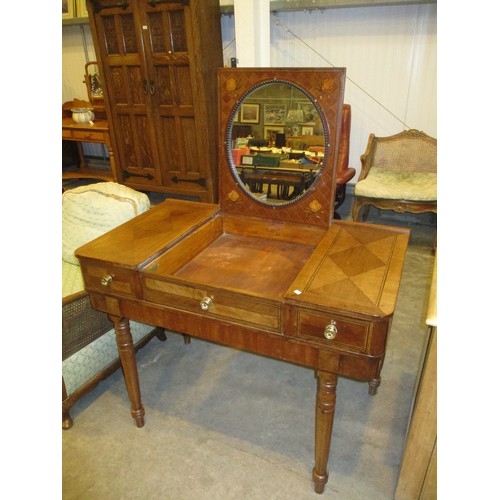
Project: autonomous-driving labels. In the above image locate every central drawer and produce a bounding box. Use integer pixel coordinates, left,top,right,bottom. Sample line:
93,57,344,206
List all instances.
143,278,281,331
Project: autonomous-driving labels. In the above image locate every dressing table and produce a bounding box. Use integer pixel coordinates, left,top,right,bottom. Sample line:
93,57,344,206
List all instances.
76,68,409,494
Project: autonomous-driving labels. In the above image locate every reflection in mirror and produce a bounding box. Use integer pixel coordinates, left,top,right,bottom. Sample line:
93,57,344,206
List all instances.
85,61,104,104
227,81,326,206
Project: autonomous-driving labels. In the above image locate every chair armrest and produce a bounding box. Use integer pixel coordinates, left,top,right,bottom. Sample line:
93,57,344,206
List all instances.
336,167,356,185
358,133,376,181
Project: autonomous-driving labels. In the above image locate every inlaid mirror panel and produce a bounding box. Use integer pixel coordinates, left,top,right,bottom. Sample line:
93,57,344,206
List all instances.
219,68,346,228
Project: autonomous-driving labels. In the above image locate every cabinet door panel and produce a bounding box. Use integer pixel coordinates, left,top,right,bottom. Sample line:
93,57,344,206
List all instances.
121,13,138,54
119,114,159,183
160,117,181,173
94,5,162,184
179,117,200,173
101,15,120,55
128,66,147,106
145,5,187,54
108,66,146,107
155,66,173,106
174,65,193,106
101,13,138,55
157,115,200,183
142,4,200,187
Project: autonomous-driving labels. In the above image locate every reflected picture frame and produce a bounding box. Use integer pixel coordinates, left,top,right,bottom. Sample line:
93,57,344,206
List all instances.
62,0,75,18
240,103,260,124
264,104,287,125
297,101,318,124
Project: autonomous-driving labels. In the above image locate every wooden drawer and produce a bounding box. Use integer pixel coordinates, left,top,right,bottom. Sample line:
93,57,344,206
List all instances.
295,309,370,353
72,130,106,142
81,263,142,299
62,128,73,139
143,278,281,331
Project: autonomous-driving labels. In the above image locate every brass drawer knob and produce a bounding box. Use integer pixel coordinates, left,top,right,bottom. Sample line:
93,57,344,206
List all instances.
200,296,213,311
324,321,337,340
101,275,113,286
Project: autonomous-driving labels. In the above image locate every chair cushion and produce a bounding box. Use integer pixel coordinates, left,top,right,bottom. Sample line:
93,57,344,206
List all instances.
62,182,150,265
354,168,437,201
63,260,85,298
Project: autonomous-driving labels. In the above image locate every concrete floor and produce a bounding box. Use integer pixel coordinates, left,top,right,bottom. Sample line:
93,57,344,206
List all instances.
62,187,436,499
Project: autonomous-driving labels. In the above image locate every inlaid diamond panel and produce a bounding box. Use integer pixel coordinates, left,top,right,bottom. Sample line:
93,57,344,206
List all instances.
295,224,403,316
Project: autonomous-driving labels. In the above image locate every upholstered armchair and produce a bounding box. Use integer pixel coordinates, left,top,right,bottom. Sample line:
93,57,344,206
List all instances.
62,182,166,429
352,129,437,222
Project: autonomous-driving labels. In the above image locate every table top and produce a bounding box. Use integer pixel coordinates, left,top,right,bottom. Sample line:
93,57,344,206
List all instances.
76,199,410,320
62,117,110,131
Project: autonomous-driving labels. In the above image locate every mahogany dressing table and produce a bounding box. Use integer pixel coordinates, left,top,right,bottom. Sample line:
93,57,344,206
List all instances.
76,68,409,494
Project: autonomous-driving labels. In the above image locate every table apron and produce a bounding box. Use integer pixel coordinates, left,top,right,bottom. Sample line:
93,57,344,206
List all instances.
89,292,385,380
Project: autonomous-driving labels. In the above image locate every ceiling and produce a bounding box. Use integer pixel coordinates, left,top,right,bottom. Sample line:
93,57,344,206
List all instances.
219,0,436,14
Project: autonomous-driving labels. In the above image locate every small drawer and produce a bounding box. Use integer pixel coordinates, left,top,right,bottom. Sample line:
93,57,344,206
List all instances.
72,130,105,142
143,278,281,331
296,310,370,352
82,263,142,299
62,129,73,139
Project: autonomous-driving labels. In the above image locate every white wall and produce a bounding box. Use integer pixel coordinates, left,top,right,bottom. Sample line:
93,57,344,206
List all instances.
63,2,436,183
224,3,436,182
62,24,97,103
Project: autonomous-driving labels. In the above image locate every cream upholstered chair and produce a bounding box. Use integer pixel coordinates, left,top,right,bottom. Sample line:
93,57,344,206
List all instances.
352,129,436,222
62,182,166,429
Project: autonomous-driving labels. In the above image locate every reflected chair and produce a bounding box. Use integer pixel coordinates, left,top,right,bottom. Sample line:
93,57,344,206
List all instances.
352,129,437,222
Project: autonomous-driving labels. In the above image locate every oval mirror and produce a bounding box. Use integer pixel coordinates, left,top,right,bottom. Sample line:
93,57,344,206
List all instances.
226,80,327,207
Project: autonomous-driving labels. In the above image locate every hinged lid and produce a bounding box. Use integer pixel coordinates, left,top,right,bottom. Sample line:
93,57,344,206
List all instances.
219,68,346,228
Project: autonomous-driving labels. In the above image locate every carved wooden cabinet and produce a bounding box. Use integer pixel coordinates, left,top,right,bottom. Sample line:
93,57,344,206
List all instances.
86,0,222,201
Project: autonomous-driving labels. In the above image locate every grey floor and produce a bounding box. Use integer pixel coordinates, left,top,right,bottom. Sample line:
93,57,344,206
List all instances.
62,187,436,499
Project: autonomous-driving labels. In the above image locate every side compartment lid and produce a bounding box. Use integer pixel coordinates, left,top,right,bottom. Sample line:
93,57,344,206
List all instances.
284,221,410,318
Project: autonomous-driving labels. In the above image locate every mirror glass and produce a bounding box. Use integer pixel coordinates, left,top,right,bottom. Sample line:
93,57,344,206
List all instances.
226,81,326,206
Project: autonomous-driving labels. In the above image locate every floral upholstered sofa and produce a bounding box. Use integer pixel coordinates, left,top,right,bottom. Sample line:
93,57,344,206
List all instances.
62,182,165,429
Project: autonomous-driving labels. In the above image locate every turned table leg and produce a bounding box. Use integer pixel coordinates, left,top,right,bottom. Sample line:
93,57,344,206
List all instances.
110,316,145,428
368,377,381,395
312,370,338,494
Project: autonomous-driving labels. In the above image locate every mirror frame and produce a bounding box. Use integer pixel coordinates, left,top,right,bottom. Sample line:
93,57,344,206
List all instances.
218,68,346,228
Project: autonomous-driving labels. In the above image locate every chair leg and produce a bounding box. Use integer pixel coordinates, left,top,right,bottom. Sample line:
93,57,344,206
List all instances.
352,199,361,222
62,377,73,430
334,184,347,210
153,327,167,342
352,199,371,222
360,205,371,221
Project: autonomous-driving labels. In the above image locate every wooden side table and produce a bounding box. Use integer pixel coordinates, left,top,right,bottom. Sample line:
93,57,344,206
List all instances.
62,117,118,182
